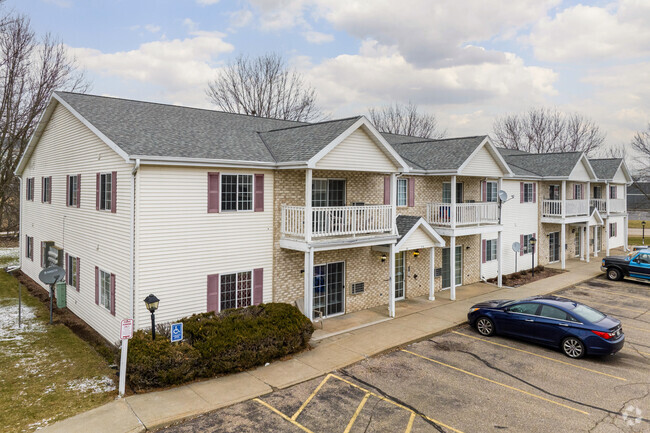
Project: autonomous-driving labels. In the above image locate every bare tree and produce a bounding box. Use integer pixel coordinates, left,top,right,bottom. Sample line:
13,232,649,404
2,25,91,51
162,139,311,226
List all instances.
492,108,605,155
0,10,88,233
367,102,445,139
631,123,650,177
206,53,322,122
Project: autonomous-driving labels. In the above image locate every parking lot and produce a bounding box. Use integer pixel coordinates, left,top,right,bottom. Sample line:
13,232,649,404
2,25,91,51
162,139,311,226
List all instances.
160,276,650,433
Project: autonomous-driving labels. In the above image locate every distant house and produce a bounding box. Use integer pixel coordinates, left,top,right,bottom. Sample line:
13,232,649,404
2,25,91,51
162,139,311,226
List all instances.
15,92,632,342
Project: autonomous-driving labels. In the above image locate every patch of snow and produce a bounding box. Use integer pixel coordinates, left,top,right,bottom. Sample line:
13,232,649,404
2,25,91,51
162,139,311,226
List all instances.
44,384,56,394
0,302,42,341
66,376,115,394
0,247,18,259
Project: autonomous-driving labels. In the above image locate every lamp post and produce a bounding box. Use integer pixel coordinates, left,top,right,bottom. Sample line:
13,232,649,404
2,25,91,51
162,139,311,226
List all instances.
530,237,537,277
643,221,646,245
143,294,160,340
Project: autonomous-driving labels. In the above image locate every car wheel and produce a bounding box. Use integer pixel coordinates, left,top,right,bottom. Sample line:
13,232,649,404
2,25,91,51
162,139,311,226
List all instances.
606,268,622,281
562,337,585,359
476,317,495,336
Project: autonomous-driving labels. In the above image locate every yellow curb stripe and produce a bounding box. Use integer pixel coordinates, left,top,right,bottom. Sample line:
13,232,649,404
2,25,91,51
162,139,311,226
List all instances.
452,331,627,381
343,393,370,433
401,349,589,416
330,374,464,433
405,412,416,433
291,374,331,420
254,398,314,433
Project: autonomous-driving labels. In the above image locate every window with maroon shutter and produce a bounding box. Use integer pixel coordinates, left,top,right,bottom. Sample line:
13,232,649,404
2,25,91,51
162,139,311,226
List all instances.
66,254,79,290
76,257,80,290
254,174,264,212
219,271,253,311
110,273,116,316
208,172,220,213
253,268,263,305
111,171,117,213
97,268,113,312
98,173,114,211
67,175,79,207
25,236,34,260
207,274,219,312
26,178,34,201
520,182,524,203
384,176,390,205
41,176,51,203
532,183,537,203
408,177,415,207
77,174,81,208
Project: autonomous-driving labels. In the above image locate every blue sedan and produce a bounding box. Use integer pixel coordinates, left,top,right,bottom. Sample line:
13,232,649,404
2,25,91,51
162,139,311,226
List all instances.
467,296,624,359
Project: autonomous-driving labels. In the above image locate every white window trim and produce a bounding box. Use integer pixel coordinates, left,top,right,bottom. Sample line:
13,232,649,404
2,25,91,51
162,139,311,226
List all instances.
99,269,111,311
67,254,78,288
486,239,497,261
397,178,408,207
68,175,79,207
486,181,498,203
220,173,254,212
99,172,112,211
522,234,534,254
42,177,51,203
523,183,534,203
219,269,253,312
573,184,583,200
26,236,33,259
549,184,560,200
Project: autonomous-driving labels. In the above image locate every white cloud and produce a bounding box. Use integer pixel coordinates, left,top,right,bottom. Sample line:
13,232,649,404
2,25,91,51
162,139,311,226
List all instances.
196,0,220,5
529,0,650,62
229,9,254,28
144,24,161,33
303,30,333,44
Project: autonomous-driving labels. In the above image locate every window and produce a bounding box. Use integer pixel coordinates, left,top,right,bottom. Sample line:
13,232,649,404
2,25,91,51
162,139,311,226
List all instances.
67,175,79,207
41,242,47,268
25,236,33,260
26,178,34,201
609,222,617,238
312,179,345,207
609,185,617,199
99,270,111,311
522,234,534,254
570,304,605,323
220,271,252,311
522,183,534,203
635,252,650,264
486,239,497,261
574,184,583,200
485,181,498,202
67,255,79,289
41,176,51,203
397,178,408,207
548,185,560,200
539,305,574,321
442,182,463,204
99,173,112,211
508,303,540,315
221,174,253,211
593,186,602,199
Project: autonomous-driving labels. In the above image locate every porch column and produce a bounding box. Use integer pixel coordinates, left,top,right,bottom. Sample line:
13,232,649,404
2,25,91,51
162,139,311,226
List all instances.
305,169,312,242
580,226,585,261
450,236,456,301
389,243,396,317
586,223,590,263
429,247,435,301
390,173,397,235
497,230,503,288
586,181,590,215
560,223,566,269
450,175,457,229
624,215,629,251
304,248,314,321
561,180,566,218
605,181,610,216
594,225,598,258
605,218,610,256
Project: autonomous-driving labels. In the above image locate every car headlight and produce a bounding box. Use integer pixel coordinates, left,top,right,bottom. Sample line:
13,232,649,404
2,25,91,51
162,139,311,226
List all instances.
469,307,480,313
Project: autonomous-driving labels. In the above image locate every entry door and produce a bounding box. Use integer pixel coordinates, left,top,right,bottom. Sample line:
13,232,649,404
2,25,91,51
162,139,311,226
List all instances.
574,231,581,257
312,179,346,233
441,246,462,289
549,232,560,262
597,227,603,252
313,262,345,318
395,251,405,300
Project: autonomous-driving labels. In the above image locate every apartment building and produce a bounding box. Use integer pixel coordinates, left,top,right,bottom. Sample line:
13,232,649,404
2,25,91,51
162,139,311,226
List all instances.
16,92,631,342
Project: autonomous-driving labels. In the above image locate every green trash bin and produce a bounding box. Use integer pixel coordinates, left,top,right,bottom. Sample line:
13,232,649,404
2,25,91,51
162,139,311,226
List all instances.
55,281,66,308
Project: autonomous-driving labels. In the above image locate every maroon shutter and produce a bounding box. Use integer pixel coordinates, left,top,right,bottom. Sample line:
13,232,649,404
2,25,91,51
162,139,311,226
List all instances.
41,177,44,203
482,239,487,263
111,171,117,213
66,175,70,206
95,266,99,305
208,172,220,213
253,268,263,305
408,178,415,207
25,178,29,200
29,237,33,261
533,183,537,203
207,274,219,312
65,253,69,282
520,182,524,203
520,234,524,256
47,177,52,203
25,236,28,258
77,174,81,208
40,241,44,267
96,173,100,210
383,176,390,205
254,174,264,212
481,181,487,202
76,257,80,291
110,273,116,316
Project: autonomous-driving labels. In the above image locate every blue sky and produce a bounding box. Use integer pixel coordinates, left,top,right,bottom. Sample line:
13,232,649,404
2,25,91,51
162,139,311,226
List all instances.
6,0,650,160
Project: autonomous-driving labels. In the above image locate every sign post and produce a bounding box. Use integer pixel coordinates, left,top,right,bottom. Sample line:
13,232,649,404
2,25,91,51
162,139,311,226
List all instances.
119,319,134,397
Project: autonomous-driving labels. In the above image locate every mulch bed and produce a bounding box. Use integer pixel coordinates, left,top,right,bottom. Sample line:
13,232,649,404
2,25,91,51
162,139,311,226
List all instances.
486,266,564,287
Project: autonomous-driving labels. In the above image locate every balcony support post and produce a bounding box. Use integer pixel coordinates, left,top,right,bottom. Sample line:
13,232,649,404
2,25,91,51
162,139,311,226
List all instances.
594,224,599,258
586,181,590,216
304,248,314,322
389,242,396,318
605,218,610,256
624,214,629,251
497,177,503,288
305,169,312,243
561,180,566,219
390,173,397,235
624,183,628,251
429,246,435,300
561,223,566,270
586,223,590,263
450,175,457,229
605,181,610,216
450,236,456,301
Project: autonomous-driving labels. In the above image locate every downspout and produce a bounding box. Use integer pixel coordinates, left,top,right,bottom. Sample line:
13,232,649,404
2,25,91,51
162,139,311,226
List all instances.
131,159,140,326
18,176,23,270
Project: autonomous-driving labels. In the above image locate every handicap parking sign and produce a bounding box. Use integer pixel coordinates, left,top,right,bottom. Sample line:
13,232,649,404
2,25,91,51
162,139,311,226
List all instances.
171,323,183,343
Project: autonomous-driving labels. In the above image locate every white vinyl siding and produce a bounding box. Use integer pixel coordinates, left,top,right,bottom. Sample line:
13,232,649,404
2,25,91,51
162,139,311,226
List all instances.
315,128,398,172
607,216,625,249
399,226,437,251
460,144,504,177
569,159,591,181
136,165,273,327
397,178,408,207
19,103,131,342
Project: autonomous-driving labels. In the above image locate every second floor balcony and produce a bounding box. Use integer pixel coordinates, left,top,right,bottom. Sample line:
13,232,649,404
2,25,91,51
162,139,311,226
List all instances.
426,202,499,227
281,204,393,241
542,199,588,217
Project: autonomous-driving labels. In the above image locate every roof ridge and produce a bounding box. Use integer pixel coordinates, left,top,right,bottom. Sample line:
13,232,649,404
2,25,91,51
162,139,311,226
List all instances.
261,116,362,133
55,91,310,125
504,160,543,176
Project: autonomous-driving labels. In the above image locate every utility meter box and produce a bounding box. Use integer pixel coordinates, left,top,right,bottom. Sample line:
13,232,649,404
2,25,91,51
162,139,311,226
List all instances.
55,281,66,308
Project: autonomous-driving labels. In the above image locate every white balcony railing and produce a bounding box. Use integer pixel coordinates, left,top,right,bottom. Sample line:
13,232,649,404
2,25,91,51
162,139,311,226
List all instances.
281,204,393,239
426,202,499,227
610,198,626,213
591,199,606,213
542,199,589,217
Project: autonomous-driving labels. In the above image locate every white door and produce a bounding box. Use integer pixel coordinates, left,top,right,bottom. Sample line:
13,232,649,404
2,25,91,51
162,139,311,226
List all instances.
395,251,405,300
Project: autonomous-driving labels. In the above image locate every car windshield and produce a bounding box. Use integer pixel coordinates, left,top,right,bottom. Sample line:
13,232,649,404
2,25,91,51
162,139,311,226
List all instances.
569,304,606,323
498,300,516,307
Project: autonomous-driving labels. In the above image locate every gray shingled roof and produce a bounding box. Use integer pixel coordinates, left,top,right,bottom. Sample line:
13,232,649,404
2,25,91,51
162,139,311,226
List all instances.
501,151,584,177
589,158,622,180
390,136,488,171
259,117,361,162
396,215,423,240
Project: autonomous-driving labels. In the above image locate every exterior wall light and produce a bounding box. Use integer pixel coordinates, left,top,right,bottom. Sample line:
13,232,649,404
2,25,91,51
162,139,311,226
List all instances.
413,250,420,257
381,254,387,262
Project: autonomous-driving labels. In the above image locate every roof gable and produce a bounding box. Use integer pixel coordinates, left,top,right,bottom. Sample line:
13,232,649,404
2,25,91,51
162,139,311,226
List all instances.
395,216,445,251
391,136,489,172
459,138,512,177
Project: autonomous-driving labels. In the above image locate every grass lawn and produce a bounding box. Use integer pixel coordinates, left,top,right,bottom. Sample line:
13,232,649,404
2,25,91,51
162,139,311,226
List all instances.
0,256,117,432
628,220,647,228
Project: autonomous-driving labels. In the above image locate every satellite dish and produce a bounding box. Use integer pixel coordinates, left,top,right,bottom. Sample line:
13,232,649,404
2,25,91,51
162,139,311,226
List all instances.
498,190,509,202
512,242,521,253
39,266,65,285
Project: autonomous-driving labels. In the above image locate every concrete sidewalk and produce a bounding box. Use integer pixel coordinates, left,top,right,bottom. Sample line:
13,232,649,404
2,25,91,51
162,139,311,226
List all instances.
40,258,605,433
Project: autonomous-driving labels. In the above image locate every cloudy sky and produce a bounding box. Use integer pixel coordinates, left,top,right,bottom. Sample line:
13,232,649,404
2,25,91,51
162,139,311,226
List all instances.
7,0,650,158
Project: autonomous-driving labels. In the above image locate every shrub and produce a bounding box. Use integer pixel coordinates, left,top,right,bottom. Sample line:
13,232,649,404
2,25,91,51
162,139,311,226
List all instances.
127,303,314,390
